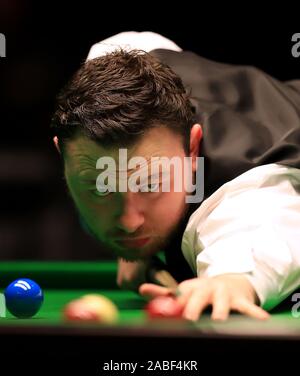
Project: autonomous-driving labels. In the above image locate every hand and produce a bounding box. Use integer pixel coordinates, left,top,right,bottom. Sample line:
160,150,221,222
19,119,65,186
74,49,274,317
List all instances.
139,273,270,321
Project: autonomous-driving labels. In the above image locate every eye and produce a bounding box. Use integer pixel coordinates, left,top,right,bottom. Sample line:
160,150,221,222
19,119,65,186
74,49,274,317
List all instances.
91,181,114,197
90,189,111,197
140,182,161,192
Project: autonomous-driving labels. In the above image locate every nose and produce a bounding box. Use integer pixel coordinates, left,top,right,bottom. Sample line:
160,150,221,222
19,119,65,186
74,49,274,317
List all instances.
116,192,145,234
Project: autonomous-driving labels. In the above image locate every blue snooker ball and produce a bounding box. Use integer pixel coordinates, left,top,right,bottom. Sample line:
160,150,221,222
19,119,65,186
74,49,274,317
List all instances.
4,278,44,318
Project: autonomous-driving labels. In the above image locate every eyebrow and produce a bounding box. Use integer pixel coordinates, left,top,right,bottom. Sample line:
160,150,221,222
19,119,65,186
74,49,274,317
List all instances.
79,171,165,184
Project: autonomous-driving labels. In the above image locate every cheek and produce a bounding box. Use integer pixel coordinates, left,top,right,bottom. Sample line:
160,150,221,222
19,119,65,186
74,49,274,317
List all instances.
150,191,186,229
81,202,115,232
68,188,115,232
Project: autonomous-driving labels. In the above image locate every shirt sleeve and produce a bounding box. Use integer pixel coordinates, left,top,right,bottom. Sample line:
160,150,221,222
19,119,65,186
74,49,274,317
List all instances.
181,164,300,310
86,31,182,60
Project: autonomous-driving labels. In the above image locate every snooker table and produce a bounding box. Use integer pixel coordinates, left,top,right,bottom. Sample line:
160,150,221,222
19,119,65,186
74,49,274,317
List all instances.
0,261,300,372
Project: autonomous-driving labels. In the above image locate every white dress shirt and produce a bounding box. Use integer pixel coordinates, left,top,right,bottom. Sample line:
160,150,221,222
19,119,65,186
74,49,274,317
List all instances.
182,163,300,310
88,32,300,310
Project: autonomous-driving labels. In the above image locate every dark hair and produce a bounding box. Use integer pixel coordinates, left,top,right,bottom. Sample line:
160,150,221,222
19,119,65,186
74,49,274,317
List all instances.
51,49,195,153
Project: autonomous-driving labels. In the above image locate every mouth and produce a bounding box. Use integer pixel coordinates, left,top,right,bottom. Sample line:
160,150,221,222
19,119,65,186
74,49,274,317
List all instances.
115,237,150,248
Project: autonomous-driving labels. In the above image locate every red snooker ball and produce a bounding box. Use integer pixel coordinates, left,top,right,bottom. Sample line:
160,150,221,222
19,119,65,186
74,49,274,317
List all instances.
145,296,184,319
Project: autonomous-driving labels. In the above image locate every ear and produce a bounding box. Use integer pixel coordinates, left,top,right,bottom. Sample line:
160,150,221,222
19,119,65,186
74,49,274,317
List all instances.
53,136,61,154
189,124,202,172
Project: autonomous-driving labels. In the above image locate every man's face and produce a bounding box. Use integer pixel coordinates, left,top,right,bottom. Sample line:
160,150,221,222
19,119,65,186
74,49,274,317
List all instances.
64,127,193,261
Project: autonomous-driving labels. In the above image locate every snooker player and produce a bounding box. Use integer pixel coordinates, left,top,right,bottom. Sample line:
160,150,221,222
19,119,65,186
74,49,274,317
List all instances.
51,32,300,321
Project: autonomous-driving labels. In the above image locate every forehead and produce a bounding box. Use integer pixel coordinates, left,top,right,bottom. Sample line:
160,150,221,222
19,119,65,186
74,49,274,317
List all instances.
64,127,184,172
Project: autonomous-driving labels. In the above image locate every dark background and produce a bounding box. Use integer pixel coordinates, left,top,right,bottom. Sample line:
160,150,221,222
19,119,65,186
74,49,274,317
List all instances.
0,2,299,260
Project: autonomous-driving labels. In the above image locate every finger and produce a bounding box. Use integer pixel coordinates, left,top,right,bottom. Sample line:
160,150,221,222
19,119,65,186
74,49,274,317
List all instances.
211,289,230,321
138,283,176,298
176,290,191,307
183,288,211,321
234,300,270,320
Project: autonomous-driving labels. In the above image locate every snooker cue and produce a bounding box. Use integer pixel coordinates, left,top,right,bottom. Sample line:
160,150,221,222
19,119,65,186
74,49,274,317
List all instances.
146,256,179,290
151,269,179,289
146,255,178,295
